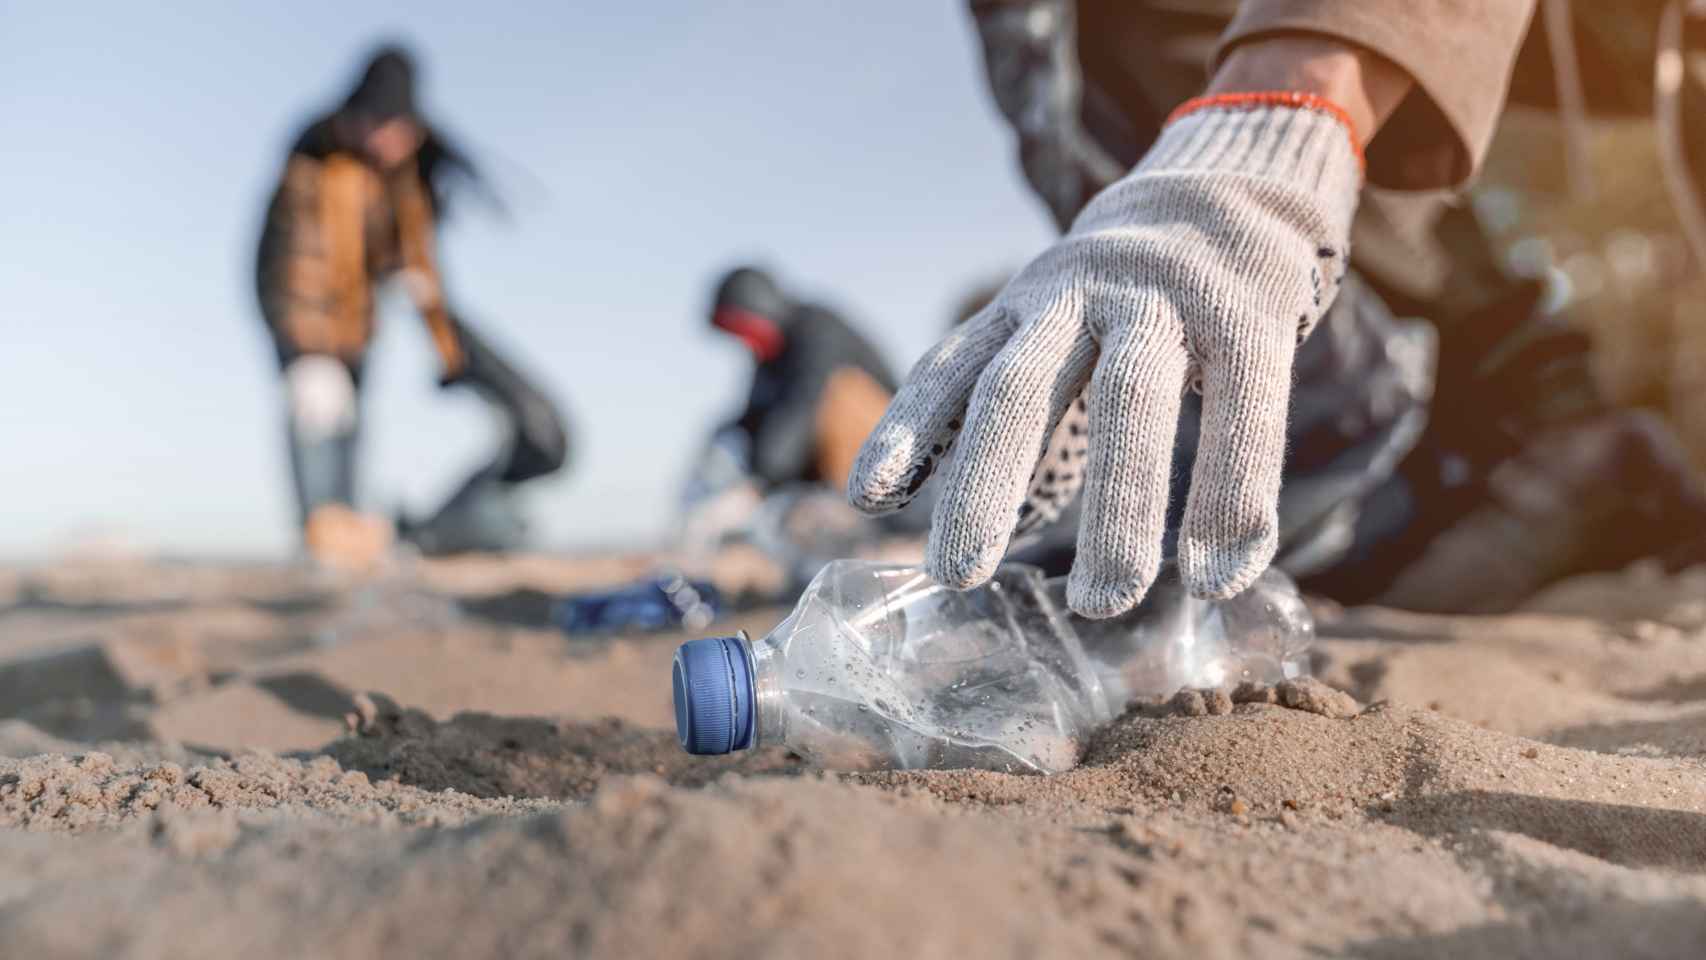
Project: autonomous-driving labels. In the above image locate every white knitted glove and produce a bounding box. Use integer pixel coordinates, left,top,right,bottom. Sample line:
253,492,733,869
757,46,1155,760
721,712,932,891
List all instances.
849,96,1363,616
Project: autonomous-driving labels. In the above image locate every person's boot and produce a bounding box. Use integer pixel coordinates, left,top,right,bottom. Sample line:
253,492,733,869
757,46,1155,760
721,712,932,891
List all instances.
304,504,395,574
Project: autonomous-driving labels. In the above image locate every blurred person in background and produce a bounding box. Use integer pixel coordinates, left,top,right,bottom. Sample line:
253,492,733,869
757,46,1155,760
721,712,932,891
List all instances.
848,0,1706,616
708,266,899,495
698,265,897,497
679,266,910,590
256,45,568,570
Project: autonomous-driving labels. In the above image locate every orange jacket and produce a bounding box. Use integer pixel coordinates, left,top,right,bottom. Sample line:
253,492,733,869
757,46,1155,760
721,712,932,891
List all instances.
255,150,465,379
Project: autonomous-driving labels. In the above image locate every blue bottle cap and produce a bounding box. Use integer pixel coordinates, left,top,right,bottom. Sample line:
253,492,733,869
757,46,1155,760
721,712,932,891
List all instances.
672,635,755,755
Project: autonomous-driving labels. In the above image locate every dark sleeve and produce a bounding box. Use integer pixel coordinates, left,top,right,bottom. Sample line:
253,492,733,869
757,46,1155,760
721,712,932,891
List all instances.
748,354,831,487
746,307,894,487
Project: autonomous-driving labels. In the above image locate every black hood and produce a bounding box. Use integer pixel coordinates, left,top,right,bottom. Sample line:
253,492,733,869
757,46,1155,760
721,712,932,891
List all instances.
712,266,793,327
288,43,498,219
342,47,418,123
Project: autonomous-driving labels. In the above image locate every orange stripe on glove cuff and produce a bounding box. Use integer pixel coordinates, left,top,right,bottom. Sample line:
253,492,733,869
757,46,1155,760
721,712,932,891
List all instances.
1167,92,1365,172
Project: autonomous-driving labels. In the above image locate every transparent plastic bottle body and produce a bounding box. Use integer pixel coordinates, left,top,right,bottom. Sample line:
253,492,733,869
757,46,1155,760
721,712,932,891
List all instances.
673,560,1313,774
746,563,1105,774
1056,567,1314,708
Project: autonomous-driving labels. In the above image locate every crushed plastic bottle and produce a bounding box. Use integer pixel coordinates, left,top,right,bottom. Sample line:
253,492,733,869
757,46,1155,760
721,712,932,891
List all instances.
1048,568,1314,712
672,560,1312,774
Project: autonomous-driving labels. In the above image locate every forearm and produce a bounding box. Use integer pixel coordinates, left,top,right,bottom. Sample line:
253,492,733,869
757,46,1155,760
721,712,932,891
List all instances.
1215,1,1535,188
393,168,467,379
1208,34,1414,147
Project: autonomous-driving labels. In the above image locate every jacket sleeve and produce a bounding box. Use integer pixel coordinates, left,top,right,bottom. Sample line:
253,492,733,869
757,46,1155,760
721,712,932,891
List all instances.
257,155,335,356
256,154,381,362
1218,0,1538,189
393,165,467,381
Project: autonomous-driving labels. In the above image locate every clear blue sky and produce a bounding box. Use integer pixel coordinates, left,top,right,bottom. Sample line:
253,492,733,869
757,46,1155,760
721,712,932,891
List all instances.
0,2,1056,556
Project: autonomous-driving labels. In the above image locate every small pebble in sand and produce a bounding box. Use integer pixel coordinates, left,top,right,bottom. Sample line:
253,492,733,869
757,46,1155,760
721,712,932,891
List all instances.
1275,679,1362,719
1230,681,1278,705
1166,688,1233,717
1228,798,1249,817
1168,689,1209,717
1521,746,1540,759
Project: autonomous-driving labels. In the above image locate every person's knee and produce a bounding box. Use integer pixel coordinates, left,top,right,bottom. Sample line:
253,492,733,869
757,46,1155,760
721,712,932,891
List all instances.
284,355,358,440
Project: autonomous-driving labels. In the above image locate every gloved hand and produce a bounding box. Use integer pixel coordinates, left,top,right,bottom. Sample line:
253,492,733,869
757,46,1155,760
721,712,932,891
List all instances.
849,96,1363,616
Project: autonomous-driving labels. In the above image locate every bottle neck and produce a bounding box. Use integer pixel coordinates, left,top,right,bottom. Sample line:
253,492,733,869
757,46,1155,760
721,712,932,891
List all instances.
746,632,789,749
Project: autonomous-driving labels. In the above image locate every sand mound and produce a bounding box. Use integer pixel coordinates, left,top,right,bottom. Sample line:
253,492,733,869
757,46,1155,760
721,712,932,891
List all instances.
855,694,1706,873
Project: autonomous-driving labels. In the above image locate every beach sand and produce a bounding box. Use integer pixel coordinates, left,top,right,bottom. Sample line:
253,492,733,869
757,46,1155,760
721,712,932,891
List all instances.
1,553,1702,958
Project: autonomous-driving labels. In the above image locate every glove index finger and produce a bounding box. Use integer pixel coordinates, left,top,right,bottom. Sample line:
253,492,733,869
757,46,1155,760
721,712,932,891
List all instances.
847,307,1012,515
926,297,1095,589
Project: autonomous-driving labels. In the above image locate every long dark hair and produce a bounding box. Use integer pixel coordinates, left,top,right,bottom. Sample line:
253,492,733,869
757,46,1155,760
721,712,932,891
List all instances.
293,44,499,218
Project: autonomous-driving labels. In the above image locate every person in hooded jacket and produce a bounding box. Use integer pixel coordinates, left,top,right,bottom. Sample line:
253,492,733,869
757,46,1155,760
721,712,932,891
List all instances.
255,46,568,568
706,266,897,494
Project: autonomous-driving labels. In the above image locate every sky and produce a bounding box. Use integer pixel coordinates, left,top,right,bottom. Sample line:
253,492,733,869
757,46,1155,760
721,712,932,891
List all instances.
0,2,1057,557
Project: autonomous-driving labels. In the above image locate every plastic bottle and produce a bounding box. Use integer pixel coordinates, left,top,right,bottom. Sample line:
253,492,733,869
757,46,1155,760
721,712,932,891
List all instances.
671,560,1312,774
554,574,721,635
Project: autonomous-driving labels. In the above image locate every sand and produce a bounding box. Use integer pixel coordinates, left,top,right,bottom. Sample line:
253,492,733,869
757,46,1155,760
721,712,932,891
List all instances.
0,552,1703,958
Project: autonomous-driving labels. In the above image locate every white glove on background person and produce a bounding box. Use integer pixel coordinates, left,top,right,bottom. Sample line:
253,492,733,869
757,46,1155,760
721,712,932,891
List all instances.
849,95,1364,617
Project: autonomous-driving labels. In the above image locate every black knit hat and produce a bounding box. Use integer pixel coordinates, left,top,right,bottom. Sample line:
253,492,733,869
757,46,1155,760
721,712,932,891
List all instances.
712,266,790,321
343,46,418,122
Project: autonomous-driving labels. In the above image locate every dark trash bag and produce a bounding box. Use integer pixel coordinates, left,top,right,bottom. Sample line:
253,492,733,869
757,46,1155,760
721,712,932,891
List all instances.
399,319,569,555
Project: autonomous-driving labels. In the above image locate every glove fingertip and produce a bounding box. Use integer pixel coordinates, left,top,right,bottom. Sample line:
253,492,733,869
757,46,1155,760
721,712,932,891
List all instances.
847,486,904,516
1065,569,1153,620
1176,532,1277,601
847,453,936,516
924,533,1005,592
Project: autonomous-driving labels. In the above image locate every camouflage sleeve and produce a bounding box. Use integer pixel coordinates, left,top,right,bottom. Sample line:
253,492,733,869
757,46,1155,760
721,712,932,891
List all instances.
967,0,1126,228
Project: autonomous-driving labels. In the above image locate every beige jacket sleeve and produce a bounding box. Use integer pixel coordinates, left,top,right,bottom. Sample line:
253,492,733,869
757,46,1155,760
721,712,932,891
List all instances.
1218,0,1538,190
